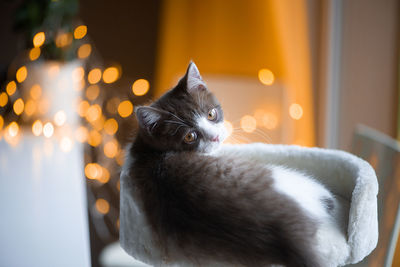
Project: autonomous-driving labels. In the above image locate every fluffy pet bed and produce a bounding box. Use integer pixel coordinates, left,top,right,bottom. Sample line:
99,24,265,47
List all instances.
120,144,378,266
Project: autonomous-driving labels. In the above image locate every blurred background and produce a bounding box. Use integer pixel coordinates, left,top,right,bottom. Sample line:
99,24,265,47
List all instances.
0,0,399,266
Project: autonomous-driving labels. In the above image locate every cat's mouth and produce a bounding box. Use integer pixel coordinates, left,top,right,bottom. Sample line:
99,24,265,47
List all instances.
211,135,220,142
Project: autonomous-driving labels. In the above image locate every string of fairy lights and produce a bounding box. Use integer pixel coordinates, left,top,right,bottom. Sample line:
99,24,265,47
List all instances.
0,24,151,236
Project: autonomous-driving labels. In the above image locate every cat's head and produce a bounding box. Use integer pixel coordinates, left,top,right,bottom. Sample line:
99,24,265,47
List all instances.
135,62,227,153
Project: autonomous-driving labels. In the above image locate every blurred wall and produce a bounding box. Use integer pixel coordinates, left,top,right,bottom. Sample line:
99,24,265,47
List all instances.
338,0,399,150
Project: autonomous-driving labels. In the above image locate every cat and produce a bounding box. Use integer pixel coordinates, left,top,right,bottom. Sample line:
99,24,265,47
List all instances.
120,62,348,267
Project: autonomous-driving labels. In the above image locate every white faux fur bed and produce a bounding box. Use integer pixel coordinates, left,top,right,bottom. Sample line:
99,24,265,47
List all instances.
120,144,379,266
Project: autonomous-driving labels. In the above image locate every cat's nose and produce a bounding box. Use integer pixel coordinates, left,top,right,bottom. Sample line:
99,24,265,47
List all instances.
211,135,219,142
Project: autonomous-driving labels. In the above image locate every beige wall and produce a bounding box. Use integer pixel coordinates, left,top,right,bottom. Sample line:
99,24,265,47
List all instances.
338,0,399,150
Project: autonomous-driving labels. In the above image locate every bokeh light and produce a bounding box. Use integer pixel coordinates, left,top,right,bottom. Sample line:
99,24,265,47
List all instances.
77,100,90,117
240,115,257,133
38,98,50,115
104,139,119,158
55,32,73,48
104,118,118,135
16,66,28,83
289,103,304,120
258,68,275,85
73,25,87,39
54,111,67,126
32,120,43,136
0,92,8,107
72,67,85,82
13,98,24,115
88,130,102,147
95,198,110,215
29,47,41,61
85,163,102,179
6,81,17,96
86,104,102,122
43,122,54,138
75,126,88,143
24,100,36,116
118,100,133,118
0,115,3,130
88,68,102,84
30,84,42,99
85,85,100,100
262,112,278,129
98,167,110,184
8,122,19,137
103,67,119,84
106,97,120,114
77,44,92,59
33,32,45,48
60,137,73,152
132,79,150,96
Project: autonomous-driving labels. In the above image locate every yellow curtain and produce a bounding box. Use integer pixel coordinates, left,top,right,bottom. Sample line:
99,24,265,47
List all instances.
155,0,315,146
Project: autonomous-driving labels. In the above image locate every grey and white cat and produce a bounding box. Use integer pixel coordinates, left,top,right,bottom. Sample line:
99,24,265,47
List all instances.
121,62,348,267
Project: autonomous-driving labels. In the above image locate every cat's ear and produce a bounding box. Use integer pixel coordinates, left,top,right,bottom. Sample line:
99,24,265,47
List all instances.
185,61,207,93
135,106,162,134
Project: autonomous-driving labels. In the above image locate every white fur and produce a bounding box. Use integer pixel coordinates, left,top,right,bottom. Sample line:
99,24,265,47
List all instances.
196,117,227,153
270,166,332,220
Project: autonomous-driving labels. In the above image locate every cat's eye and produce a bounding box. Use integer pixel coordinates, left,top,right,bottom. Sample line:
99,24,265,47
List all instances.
207,108,217,121
184,131,197,143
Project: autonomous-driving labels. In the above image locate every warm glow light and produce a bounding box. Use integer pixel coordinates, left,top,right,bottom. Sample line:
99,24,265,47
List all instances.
0,93,7,108
289,103,303,120
88,130,102,147
38,98,50,114
55,32,73,47
60,137,73,152
24,100,36,116
43,122,54,138
74,25,87,39
8,122,19,137
30,84,42,99
48,64,60,77
77,44,92,59
13,98,24,115
0,115,3,130
106,97,120,114
16,66,28,83
118,100,133,118
95,198,110,214
103,67,119,84
98,167,110,184
6,81,17,95
258,68,275,85
104,118,118,135
132,79,150,96
85,163,102,179
54,110,67,126
86,104,102,122
29,47,41,61
86,85,100,100
224,120,233,137
77,100,90,117
240,115,257,133
88,68,102,84
33,32,45,47
32,120,43,136
72,67,85,82
104,139,119,158
75,126,88,143
262,112,278,130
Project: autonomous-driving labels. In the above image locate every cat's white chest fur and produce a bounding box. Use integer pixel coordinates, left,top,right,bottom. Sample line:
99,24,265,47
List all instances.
270,166,333,221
